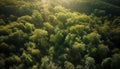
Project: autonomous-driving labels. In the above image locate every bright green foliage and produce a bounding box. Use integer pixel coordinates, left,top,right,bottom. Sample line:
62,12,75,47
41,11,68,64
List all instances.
48,15,58,26
50,34,56,43
54,5,69,13
30,29,48,48
24,22,35,33
73,14,91,23
83,32,100,44
40,56,61,69
25,42,36,49
0,26,12,35
22,51,33,65
50,31,64,45
31,64,39,69
99,20,110,34
30,29,48,42
28,48,40,56
56,12,70,23
43,22,54,33
64,61,75,69
10,55,21,63
72,42,86,53
31,10,43,28
71,42,86,61
48,46,55,56
17,15,32,23
65,33,76,46
69,24,86,36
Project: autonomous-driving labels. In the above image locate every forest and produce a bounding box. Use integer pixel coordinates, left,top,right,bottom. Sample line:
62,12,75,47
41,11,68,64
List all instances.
0,0,120,69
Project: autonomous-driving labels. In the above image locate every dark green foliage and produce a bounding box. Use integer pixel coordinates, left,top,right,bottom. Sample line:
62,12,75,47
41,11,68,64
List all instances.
85,57,95,69
8,30,28,46
0,0,119,69
111,54,120,69
101,57,112,69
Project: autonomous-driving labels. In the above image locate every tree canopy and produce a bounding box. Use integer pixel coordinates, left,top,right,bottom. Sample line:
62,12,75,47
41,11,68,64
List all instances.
0,0,120,69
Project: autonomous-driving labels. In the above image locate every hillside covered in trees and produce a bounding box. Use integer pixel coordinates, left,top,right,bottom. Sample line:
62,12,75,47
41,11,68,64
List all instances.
0,0,120,69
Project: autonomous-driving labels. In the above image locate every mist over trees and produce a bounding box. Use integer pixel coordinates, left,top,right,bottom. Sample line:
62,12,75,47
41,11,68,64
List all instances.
0,0,120,69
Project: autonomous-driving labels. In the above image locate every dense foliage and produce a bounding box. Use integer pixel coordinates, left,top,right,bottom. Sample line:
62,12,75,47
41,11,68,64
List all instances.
0,0,120,69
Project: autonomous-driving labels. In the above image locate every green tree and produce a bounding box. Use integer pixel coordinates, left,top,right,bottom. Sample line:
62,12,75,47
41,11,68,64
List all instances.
97,44,109,59
69,24,86,36
54,31,64,44
72,42,86,59
17,15,32,23
31,10,43,28
40,56,61,69
0,19,5,25
65,33,76,46
0,26,12,35
43,22,54,33
30,29,48,44
30,29,48,53
101,57,112,69
83,32,100,45
85,57,95,69
8,30,27,46
111,54,120,69
64,61,75,69
22,51,33,65
24,22,35,33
